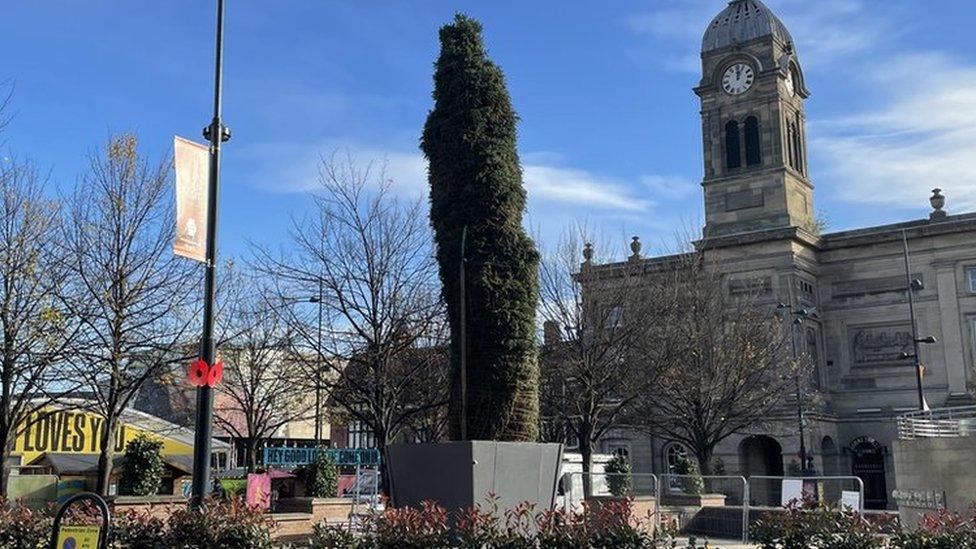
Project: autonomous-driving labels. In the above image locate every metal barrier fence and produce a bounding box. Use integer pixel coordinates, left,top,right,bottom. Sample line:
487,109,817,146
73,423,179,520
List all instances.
660,474,749,544
500,471,866,545
348,465,381,532
747,475,864,514
897,405,976,439
559,471,660,530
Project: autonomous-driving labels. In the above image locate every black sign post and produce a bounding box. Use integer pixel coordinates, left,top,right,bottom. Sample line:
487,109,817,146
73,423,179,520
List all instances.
49,493,111,549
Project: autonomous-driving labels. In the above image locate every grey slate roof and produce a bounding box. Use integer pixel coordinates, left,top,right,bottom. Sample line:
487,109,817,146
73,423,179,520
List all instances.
702,0,794,53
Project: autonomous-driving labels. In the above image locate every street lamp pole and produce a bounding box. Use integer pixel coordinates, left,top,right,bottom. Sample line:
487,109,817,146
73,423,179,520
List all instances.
779,303,811,475
902,230,932,411
314,278,324,445
190,0,229,509
459,225,468,441
281,292,325,445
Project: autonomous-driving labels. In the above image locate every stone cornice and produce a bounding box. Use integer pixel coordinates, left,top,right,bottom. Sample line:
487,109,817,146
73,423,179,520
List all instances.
821,214,976,250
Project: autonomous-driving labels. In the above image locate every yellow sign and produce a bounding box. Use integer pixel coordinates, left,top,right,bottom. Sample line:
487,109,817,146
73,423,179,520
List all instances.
56,526,101,549
174,136,210,263
13,408,193,463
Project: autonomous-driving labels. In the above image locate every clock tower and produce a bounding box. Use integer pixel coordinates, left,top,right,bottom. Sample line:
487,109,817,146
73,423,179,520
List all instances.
695,0,814,240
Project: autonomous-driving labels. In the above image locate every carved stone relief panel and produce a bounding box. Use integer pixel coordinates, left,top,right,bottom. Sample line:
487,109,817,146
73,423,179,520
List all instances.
849,323,913,366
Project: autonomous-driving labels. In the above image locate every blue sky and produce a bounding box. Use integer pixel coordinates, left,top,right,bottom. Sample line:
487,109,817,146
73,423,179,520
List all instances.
2,0,975,259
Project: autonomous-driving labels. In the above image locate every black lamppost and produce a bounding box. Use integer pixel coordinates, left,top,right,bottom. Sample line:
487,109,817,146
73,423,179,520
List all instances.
190,0,230,510
778,303,813,475
901,230,938,411
283,282,325,445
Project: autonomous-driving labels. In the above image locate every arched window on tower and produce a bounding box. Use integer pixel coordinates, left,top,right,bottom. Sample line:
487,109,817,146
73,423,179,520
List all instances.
745,116,761,166
786,121,797,169
794,113,805,174
725,120,741,170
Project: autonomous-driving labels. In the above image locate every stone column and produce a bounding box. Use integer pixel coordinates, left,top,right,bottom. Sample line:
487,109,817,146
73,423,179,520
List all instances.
935,265,968,394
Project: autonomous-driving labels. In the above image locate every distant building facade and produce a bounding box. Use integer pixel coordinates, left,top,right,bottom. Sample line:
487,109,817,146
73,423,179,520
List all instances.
585,0,976,510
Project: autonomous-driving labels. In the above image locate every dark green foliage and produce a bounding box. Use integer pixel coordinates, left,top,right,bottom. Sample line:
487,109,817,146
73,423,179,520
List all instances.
605,454,633,497
109,509,168,549
673,453,704,495
118,434,164,496
421,12,540,442
751,500,898,549
304,450,339,498
0,498,49,549
165,498,273,548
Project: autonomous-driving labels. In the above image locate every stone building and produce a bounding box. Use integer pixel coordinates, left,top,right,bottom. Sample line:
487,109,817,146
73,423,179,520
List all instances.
586,0,976,510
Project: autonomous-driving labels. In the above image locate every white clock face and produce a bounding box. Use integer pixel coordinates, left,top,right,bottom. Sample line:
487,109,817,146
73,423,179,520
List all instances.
722,63,754,95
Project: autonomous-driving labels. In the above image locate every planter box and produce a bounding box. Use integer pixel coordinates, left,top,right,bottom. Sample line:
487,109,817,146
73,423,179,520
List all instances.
105,495,187,520
661,492,726,507
387,441,563,516
275,497,354,523
585,495,658,535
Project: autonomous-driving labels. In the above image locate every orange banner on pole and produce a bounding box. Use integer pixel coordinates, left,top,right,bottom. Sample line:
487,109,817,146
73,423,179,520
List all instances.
174,136,210,262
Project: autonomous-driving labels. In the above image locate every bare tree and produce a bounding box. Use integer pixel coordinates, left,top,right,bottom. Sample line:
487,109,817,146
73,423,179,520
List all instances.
60,134,196,495
636,251,797,474
253,155,448,491
0,158,78,495
213,280,312,471
539,230,665,489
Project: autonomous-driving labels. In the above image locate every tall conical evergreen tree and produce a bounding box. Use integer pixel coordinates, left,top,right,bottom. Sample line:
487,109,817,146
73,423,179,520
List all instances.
422,13,540,442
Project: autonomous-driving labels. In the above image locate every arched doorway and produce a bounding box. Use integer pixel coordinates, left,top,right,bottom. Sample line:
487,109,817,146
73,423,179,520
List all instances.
850,437,887,510
739,435,784,477
821,436,837,476
739,436,783,506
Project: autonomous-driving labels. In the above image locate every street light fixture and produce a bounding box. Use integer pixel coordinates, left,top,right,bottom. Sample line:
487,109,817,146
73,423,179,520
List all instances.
777,302,813,475
283,283,325,446
902,231,935,411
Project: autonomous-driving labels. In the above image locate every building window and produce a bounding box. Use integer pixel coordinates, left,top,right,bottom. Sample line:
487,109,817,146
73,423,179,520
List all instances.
795,278,814,297
603,442,630,459
725,120,741,170
664,443,690,490
787,121,797,169
745,116,761,166
967,268,976,293
348,420,375,449
971,319,976,362
789,113,803,173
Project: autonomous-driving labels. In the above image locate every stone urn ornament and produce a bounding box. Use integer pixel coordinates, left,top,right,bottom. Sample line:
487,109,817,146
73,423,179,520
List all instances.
930,188,947,219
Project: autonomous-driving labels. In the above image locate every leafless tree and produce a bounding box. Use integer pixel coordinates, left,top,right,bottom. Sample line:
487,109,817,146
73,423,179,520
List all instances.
0,158,79,495
635,251,797,474
539,229,665,490
253,155,448,490
212,279,311,471
60,134,196,495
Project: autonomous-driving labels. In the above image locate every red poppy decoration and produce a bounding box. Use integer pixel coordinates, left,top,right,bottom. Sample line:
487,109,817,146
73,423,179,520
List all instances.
206,359,224,387
188,359,210,387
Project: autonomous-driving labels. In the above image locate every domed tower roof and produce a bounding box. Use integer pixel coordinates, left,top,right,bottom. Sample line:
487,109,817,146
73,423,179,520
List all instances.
702,0,794,53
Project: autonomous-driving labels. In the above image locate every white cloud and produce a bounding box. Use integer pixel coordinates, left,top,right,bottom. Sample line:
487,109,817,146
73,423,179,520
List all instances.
812,54,976,211
246,141,658,213
523,164,651,212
